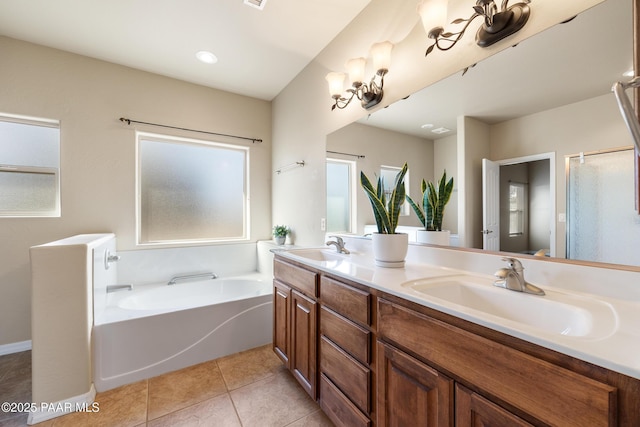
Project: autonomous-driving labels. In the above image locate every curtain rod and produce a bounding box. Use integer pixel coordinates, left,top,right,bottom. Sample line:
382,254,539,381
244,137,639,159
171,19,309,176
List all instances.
326,150,365,159
119,117,262,144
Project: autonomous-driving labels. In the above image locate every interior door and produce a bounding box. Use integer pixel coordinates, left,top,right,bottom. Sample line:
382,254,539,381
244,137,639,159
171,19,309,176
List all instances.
482,159,500,251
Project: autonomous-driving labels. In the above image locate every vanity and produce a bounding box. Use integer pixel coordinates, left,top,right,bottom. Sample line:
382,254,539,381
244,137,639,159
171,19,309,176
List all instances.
272,237,640,426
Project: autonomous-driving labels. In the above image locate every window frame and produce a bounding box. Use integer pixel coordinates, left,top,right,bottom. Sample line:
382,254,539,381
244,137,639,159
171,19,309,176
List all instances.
508,182,526,237
326,157,357,233
0,113,61,218
135,131,250,247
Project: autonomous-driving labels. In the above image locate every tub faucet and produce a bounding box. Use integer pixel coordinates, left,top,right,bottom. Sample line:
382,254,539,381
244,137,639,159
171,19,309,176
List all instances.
493,257,545,296
326,236,350,254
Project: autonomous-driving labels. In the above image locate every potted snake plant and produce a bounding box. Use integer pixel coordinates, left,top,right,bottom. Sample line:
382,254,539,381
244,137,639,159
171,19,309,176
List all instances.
406,170,454,245
360,162,409,267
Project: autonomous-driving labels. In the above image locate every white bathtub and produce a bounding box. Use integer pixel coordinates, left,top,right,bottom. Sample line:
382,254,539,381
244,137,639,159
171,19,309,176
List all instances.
93,273,273,392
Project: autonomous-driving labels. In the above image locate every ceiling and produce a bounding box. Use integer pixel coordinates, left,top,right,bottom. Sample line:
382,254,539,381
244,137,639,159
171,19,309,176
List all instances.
359,0,632,139
0,0,371,101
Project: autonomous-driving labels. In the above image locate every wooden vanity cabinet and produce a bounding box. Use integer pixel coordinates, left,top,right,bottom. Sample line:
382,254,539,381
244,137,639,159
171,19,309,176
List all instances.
272,280,291,367
377,340,453,427
456,384,534,427
273,259,318,399
318,275,376,427
273,254,640,426
377,297,619,427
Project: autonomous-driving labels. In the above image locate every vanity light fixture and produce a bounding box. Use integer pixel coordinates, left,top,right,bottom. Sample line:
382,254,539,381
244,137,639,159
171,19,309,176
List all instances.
418,0,531,57
325,41,393,111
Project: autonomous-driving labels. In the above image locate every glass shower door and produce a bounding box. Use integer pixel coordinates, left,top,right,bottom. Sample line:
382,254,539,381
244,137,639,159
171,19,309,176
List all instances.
567,148,640,265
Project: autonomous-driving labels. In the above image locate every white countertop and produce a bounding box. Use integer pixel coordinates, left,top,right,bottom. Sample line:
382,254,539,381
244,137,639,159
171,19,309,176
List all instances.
276,237,640,380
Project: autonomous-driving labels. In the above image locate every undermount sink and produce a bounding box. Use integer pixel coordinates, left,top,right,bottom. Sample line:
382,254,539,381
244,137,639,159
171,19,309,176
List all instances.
402,275,618,339
286,248,348,262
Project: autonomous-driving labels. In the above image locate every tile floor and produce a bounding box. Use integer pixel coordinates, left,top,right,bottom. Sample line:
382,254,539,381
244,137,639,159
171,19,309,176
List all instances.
0,345,334,427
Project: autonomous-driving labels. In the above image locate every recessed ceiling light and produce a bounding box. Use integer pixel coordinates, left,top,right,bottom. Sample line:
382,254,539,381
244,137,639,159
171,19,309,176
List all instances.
196,51,218,64
244,0,267,10
431,127,451,134
421,123,434,129
624,69,635,77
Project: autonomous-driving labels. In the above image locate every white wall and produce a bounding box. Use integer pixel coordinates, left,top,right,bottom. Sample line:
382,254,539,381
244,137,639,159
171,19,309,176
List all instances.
434,135,458,234
0,37,272,346
459,116,491,249
272,0,602,246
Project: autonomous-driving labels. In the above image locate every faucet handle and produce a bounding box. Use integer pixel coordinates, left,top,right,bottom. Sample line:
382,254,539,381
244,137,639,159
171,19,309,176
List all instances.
328,235,344,245
501,257,523,270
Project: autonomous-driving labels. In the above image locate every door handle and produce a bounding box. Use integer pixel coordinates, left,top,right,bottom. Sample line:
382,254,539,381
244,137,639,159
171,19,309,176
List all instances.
481,229,493,234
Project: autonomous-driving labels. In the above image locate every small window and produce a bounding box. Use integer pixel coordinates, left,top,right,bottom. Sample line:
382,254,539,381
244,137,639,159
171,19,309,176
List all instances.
380,165,410,216
326,158,356,233
509,183,525,236
0,114,60,217
137,132,249,245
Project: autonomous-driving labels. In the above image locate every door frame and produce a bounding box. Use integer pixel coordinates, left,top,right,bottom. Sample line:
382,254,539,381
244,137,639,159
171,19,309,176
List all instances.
491,152,556,257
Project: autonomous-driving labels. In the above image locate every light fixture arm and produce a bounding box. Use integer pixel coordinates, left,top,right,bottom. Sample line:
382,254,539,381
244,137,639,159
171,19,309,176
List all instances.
331,70,387,111
424,0,531,57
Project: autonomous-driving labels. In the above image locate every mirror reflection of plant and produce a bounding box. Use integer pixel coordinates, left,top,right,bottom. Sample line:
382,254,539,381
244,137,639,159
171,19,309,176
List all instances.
406,170,454,231
272,225,290,237
360,162,408,234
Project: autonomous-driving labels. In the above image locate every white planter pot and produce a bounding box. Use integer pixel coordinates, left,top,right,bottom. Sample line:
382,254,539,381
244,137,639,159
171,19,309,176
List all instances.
416,230,450,246
372,233,408,268
274,236,286,245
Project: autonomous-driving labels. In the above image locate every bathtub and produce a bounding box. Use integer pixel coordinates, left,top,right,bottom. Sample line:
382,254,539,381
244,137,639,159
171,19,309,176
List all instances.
93,273,273,392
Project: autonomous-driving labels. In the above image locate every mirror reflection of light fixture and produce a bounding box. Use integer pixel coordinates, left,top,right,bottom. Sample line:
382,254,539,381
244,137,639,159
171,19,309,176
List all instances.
326,41,393,111
418,0,531,57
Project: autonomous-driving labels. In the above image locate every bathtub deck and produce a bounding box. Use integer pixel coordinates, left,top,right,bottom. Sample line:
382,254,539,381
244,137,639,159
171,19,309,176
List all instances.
0,345,334,426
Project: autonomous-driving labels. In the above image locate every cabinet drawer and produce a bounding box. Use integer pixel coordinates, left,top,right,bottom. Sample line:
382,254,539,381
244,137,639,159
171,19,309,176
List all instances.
274,259,317,297
320,374,371,427
320,306,370,365
320,335,370,414
378,299,617,427
320,276,370,326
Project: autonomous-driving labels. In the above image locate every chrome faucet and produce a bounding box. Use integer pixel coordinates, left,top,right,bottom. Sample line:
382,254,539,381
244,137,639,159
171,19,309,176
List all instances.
326,236,350,254
493,257,545,296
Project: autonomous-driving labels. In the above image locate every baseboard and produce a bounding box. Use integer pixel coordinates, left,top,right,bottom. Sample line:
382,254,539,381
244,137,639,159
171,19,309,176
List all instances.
27,384,97,425
0,340,32,356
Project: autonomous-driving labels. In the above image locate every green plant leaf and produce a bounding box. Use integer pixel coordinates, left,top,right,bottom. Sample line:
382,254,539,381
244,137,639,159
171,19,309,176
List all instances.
360,163,408,234
406,194,426,228
361,171,391,233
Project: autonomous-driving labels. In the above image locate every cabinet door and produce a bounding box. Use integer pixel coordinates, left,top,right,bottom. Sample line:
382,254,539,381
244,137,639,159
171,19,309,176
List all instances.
273,280,291,367
377,341,453,427
456,384,534,427
291,289,317,399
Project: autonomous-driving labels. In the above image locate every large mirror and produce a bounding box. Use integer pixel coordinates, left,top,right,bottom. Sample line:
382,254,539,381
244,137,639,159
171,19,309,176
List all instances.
326,0,640,267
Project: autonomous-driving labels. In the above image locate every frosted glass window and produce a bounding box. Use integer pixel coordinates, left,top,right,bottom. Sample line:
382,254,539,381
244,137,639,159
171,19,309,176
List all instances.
326,159,355,233
137,133,248,244
0,114,60,217
567,149,640,265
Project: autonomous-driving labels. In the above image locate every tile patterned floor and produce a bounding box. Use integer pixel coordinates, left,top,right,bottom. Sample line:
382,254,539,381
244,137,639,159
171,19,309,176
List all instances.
0,345,334,427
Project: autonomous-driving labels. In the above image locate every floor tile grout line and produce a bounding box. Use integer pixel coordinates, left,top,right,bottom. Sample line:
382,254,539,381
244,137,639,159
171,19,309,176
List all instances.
214,360,247,426
145,379,150,425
